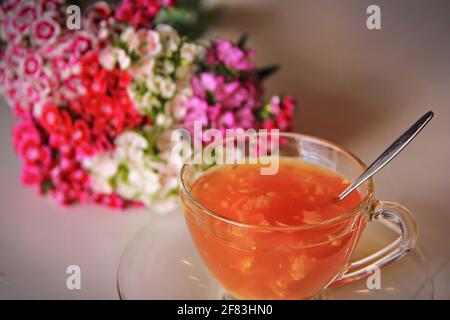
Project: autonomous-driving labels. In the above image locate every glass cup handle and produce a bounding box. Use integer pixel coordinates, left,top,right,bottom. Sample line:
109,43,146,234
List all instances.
332,200,418,285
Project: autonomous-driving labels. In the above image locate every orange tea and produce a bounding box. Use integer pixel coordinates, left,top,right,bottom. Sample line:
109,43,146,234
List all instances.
182,158,366,299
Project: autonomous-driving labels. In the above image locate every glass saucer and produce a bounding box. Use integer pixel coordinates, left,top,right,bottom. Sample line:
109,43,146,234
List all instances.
117,210,434,300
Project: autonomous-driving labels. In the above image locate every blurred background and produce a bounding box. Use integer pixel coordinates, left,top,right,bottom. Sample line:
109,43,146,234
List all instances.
0,0,449,298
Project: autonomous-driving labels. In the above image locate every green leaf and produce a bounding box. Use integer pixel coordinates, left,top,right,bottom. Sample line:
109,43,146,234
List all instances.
155,3,223,40
166,188,180,198
257,103,273,120
257,64,280,80
155,8,196,30
206,91,216,105
114,39,128,52
41,180,54,194
237,33,248,49
117,164,129,183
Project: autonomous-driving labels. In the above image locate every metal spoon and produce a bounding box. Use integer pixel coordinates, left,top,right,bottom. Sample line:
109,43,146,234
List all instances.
338,110,434,200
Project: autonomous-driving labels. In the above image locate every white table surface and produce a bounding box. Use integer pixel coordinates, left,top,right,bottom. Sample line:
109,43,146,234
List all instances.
1,0,449,299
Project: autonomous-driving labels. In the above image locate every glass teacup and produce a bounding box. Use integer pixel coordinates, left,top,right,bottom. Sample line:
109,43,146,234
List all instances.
180,133,417,300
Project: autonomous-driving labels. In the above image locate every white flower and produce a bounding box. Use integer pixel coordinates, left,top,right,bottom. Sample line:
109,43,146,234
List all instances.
140,92,161,113
130,57,155,78
116,162,161,201
180,43,201,63
117,49,131,70
84,153,118,194
162,60,175,75
120,27,139,51
159,77,176,99
32,100,46,118
99,28,109,40
138,166,160,195
116,179,138,199
99,47,116,70
152,198,179,214
167,87,192,120
84,153,118,178
115,131,148,161
155,113,172,127
127,85,138,103
137,29,161,57
164,175,180,191
146,75,175,98
179,86,193,97
99,47,130,70
156,24,180,52
90,176,113,194
146,75,163,94
173,104,187,120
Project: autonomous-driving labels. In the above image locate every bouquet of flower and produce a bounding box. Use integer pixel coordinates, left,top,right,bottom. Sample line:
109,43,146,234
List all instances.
0,0,296,211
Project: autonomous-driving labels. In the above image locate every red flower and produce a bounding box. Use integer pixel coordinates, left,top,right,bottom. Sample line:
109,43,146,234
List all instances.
72,52,143,152
40,103,63,133
115,0,175,29
12,119,54,190
72,120,91,144
261,96,296,131
93,193,143,210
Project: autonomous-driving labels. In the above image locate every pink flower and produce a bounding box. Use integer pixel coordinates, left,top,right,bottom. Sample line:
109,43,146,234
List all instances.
12,119,54,190
12,2,37,34
38,0,64,15
0,64,6,87
65,32,94,62
206,39,255,72
84,1,112,23
82,2,113,43
198,72,218,92
20,139,51,166
32,16,61,46
21,164,44,186
0,19,17,42
135,29,161,56
62,75,85,99
184,72,262,136
21,54,42,77
1,0,20,13
10,44,33,61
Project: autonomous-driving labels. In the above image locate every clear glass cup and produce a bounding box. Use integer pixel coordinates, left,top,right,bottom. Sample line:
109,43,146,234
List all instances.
180,133,418,300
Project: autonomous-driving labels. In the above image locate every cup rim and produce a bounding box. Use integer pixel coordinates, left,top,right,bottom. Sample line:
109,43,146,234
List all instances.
180,132,374,231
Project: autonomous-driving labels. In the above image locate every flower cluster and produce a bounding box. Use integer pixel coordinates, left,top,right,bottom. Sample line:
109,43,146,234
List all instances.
82,23,201,210
115,0,175,29
1,0,297,212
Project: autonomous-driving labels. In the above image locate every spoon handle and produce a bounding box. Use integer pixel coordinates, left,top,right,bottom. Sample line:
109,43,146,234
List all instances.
338,111,434,200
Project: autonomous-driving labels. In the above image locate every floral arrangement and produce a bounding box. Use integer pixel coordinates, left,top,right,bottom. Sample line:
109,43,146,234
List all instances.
0,0,296,211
